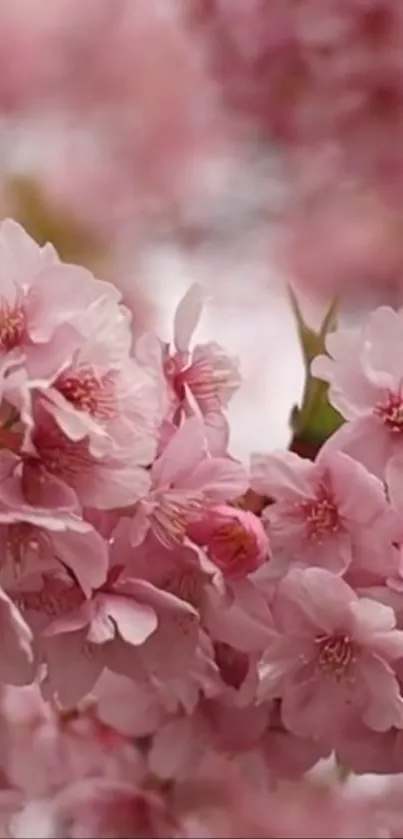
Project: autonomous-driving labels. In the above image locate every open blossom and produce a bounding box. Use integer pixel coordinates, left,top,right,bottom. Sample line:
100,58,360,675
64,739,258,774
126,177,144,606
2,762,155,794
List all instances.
39,351,160,459
188,503,270,579
0,219,123,378
250,448,398,577
129,417,248,549
21,402,152,511
112,527,274,670
162,284,241,440
259,568,403,741
0,505,108,598
41,574,199,707
312,306,403,478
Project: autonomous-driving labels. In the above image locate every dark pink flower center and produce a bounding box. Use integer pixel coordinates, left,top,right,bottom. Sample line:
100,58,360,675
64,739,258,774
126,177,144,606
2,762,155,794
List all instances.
299,485,340,541
12,577,84,617
214,641,249,689
56,367,117,420
315,633,355,679
374,391,403,433
0,299,26,351
6,523,51,574
163,354,186,401
211,519,256,566
34,428,95,479
161,565,206,609
152,493,203,547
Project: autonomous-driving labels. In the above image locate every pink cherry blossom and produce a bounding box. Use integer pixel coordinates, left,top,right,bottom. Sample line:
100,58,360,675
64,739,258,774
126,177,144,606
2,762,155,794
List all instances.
312,306,403,477
259,567,403,740
162,285,241,439
0,505,108,597
21,401,152,511
41,574,199,707
129,417,248,548
0,219,123,379
188,503,270,579
251,448,398,576
39,353,160,460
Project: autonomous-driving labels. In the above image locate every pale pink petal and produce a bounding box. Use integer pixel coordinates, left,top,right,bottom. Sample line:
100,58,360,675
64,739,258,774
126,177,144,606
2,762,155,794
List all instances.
148,717,196,780
279,568,356,634
43,630,104,707
320,415,391,479
98,593,158,646
250,451,313,500
386,455,403,513
173,283,205,353
349,598,397,640
181,456,248,501
52,528,108,596
205,580,275,652
44,606,91,637
358,654,403,732
151,417,206,487
139,608,199,679
324,451,389,524
95,671,167,737
129,504,152,547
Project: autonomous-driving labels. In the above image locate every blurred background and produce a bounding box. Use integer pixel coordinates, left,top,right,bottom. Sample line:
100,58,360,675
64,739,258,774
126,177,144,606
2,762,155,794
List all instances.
2,0,403,459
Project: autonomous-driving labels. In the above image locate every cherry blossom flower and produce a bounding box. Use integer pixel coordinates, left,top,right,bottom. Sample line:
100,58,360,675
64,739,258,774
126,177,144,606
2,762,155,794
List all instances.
251,448,399,576
0,219,122,379
21,402,152,511
41,575,199,707
162,284,241,445
129,417,248,548
0,505,108,597
313,306,403,477
259,567,403,740
39,352,160,459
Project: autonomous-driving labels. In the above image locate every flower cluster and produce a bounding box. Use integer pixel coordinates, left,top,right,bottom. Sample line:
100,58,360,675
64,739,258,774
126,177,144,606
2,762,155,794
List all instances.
0,218,403,835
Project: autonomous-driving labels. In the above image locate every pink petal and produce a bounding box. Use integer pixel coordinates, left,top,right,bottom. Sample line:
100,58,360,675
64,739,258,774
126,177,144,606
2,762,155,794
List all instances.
205,580,275,652
148,717,195,780
324,451,388,524
151,417,206,487
349,598,397,639
129,505,151,548
44,606,91,637
358,654,403,732
320,416,391,479
120,578,197,617
100,594,158,646
173,283,205,353
95,671,166,737
43,630,104,707
386,455,403,513
280,568,356,634
250,451,314,500
182,456,248,501
139,608,199,679
52,528,109,596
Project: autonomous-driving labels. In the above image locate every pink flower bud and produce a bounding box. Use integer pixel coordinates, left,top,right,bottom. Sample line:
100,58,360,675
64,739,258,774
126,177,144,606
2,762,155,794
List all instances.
189,503,269,579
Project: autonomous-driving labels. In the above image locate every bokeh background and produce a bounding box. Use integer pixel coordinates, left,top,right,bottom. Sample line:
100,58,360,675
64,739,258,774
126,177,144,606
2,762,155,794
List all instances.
2,0,402,457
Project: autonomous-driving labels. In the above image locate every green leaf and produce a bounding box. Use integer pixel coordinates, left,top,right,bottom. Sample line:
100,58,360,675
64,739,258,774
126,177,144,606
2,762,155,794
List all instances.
289,289,343,453
288,287,338,369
